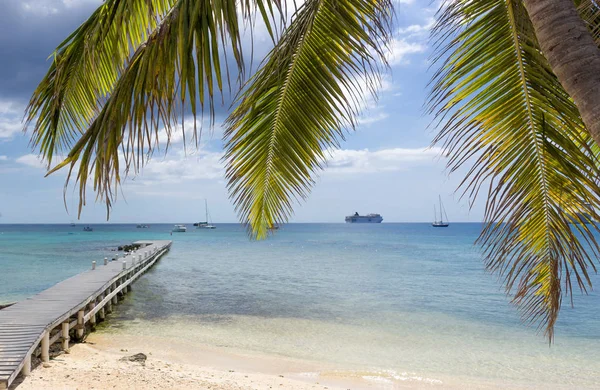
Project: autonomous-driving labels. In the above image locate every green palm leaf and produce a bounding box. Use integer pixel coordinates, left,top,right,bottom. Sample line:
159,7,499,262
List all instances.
430,0,600,341
25,0,177,167
577,0,600,43
224,0,393,239
27,0,279,217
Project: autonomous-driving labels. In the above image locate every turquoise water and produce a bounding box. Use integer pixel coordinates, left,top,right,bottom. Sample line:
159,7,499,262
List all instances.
1,223,599,387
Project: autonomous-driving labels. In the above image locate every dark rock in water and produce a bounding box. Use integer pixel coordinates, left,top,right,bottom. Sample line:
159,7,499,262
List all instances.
120,353,147,364
117,243,142,252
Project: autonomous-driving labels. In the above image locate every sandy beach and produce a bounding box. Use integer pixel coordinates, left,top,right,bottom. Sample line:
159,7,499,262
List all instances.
13,331,398,390
14,329,508,390
11,330,540,390
14,334,344,390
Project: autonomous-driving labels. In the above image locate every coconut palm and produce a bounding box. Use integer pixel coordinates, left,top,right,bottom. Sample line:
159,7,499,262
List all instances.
430,0,600,341
24,0,600,340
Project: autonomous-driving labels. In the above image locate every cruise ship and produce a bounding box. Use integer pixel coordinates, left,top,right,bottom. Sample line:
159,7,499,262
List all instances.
345,212,383,223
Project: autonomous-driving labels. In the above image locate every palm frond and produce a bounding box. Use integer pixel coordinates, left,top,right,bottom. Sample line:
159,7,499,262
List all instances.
39,0,276,217
224,0,393,239
25,0,176,167
429,0,600,341
577,0,600,44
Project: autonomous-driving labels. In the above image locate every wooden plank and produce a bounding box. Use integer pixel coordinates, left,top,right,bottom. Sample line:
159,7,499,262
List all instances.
0,335,38,340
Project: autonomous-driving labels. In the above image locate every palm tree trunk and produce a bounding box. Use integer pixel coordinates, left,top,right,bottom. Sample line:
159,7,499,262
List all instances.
522,0,600,144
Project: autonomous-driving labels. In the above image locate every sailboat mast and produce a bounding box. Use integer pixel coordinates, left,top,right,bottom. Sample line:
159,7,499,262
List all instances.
205,199,208,223
438,195,443,223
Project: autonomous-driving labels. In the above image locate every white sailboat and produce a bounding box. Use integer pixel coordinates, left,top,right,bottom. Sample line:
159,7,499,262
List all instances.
432,196,449,227
196,199,216,229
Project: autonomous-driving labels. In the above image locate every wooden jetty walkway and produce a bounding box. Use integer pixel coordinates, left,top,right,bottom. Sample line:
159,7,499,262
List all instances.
0,240,172,389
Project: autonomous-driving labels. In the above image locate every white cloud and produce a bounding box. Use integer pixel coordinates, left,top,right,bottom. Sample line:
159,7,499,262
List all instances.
398,18,435,36
156,118,224,147
325,147,442,174
20,0,100,15
385,39,427,66
0,118,21,139
15,153,68,170
16,154,47,169
0,100,23,140
342,74,394,127
127,150,224,190
0,156,8,161
125,146,443,189
358,112,389,125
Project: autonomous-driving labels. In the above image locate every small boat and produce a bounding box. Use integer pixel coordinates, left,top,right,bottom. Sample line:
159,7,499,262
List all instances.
196,199,216,229
432,196,449,227
83,226,93,232
70,222,76,227
172,225,187,232
268,225,280,230
136,224,150,228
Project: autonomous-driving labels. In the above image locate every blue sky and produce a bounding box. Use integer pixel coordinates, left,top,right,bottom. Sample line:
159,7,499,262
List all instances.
0,0,485,224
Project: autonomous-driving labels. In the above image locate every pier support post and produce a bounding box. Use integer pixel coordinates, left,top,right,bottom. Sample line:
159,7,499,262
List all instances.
92,261,96,270
112,283,118,305
89,301,96,326
98,294,106,321
61,322,70,351
118,279,125,300
107,289,113,313
98,295,105,320
41,331,50,363
76,310,85,339
21,355,31,376
104,257,108,265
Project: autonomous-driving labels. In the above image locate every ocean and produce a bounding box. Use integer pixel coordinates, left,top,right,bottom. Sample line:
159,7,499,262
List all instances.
1,223,599,388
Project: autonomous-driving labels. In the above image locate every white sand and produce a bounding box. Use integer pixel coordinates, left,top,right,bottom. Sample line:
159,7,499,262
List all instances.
14,332,368,390
16,345,342,389
13,331,518,389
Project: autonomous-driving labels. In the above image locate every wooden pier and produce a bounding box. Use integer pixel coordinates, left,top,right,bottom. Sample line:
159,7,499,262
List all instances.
0,240,171,389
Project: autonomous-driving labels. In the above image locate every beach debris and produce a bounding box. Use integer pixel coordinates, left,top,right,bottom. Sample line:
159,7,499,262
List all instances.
117,243,142,252
0,302,15,310
120,353,147,365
